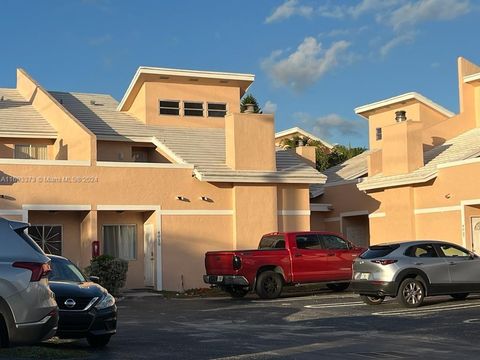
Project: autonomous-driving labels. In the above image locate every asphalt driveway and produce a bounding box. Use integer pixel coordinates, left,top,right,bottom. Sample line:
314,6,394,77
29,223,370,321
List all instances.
3,289,480,359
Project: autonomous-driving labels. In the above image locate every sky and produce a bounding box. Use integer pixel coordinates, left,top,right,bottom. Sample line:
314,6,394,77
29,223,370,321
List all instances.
1,0,479,148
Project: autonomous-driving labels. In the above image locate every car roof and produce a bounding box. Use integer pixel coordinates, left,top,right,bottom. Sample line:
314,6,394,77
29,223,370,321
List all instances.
47,254,69,261
370,240,454,248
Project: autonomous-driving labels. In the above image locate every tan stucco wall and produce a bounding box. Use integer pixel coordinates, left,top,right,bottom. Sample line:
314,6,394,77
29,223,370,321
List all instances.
0,138,55,159
128,82,240,128
225,113,276,171
277,185,310,211
161,214,233,291
278,215,310,232
232,185,278,249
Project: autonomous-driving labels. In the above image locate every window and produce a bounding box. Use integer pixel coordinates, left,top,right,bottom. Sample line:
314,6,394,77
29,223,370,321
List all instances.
29,225,63,256
437,244,470,258
132,147,149,162
184,101,204,117
103,225,136,260
14,144,48,160
405,244,438,258
360,244,400,259
208,103,227,117
159,100,180,115
296,234,323,250
321,235,349,250
259,235,285,249
375,127,382,141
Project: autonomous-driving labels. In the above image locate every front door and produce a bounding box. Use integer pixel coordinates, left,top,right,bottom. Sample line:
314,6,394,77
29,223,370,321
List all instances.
144,224,155,287
471,217,480,254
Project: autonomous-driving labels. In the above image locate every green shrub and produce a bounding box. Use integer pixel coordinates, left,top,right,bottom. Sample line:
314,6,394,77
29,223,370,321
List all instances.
85,255,128,296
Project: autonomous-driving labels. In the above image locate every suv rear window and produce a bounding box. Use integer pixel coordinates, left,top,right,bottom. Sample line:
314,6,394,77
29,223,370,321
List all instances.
360,244,400,259
259,235,286,250
17,229,44,254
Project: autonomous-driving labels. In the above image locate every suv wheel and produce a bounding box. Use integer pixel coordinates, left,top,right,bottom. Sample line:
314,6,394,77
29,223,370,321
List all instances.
450,293,469,300
255,271,283,299
327,283,349,292
398,278,424,308
360,295,384,305
0,317,9,348
87,335,111,348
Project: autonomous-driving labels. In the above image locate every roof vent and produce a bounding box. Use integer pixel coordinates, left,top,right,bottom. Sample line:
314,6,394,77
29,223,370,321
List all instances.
395,110,407,122
90,100,96,105
59,99,63,104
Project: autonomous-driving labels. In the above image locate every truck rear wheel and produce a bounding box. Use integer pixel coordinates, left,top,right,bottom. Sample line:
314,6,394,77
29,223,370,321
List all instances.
255,271,283,299
225,286,249,298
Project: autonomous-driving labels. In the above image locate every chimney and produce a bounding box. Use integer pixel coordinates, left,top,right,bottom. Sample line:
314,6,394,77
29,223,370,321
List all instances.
295,146,316,168
225,112,276,171
395,110,407,122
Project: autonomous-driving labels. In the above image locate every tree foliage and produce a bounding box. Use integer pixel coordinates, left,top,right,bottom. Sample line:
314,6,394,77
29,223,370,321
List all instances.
240,94,262,113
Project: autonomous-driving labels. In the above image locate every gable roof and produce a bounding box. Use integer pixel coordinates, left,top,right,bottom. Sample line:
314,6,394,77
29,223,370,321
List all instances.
51,91,325,184
354,92,455,120
117,66,255,112
275,127,333,148
358,128,480,191
0,88,57,138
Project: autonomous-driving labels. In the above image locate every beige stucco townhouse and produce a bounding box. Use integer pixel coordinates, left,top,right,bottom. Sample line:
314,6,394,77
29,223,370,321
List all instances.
0,67,325,291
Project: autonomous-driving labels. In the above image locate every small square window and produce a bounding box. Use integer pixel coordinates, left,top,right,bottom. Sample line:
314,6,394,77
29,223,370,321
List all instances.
160,100,180,115
376,127,382,141
184,101,204,117
208,103,227,117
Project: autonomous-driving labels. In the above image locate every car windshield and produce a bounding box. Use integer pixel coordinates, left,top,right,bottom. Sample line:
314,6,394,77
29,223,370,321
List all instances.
49,258,87,282
360,244,400,259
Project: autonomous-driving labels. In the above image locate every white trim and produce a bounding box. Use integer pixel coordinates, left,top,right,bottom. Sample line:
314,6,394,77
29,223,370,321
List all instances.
160,210,233,216
310,204,332,212
354,92,454,119
324,217,340,222
0,209,26,216
357,172,437,191
22,204,91,211
464,72,480,84
0,159,90,166
324,179,362,188
97,205,160,211
0,132,57,139
459,199,480,249
194,170,326,184
278,210,310,216
414,206,461,215
368,212,386,218
96,161,193,169
275,127,333,148
118,66,255,111
437,157,480,170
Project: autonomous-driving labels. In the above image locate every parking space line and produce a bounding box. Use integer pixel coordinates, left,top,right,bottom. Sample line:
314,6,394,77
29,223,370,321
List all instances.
373,301,480,316
305,301,366,309
252,294,357,303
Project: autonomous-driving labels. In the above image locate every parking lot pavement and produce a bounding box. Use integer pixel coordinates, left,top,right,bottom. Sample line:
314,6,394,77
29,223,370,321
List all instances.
9,290,480,359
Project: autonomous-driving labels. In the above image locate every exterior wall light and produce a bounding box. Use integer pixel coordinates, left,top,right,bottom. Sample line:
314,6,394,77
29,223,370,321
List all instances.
200,196,209,201
176,196,187,201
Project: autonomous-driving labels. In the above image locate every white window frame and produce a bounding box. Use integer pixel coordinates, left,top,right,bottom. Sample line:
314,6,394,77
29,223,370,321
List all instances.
14,144,48,160
183,100,204,117
102,224,137,261
207,102,227,118
159,99,180,116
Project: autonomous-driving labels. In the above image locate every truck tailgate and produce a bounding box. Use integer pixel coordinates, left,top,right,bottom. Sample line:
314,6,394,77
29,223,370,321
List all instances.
205,251,235,275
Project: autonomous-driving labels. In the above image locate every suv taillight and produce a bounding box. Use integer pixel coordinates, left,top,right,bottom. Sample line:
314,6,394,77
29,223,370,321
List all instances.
371,259,398,266
13,262,51,282
232,255,242,270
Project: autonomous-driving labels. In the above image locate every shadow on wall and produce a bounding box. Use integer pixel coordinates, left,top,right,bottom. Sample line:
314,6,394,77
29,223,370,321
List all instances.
55,139,68,160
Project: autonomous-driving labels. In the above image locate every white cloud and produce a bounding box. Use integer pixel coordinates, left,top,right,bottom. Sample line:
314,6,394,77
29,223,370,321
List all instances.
348,0,400,18
386,0,471,31
295,112,366,140
265,0,313,23
262,37,350,91
379,31,415,57
318,4,345,19
263,101,277,114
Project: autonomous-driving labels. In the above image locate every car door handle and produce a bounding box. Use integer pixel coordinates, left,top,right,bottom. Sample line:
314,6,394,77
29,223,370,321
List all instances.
414,262,423,265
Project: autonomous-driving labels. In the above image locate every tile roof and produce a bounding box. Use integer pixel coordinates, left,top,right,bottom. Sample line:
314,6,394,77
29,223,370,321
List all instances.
0,88,57,138
51,91,325,184
358,128,480,191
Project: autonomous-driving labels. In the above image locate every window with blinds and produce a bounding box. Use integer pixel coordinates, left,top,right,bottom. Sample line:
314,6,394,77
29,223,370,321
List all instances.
103,225,137,261
14,144,48,160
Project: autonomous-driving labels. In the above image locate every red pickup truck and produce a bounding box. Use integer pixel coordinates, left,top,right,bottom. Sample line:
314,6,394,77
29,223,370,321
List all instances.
204,231,364,299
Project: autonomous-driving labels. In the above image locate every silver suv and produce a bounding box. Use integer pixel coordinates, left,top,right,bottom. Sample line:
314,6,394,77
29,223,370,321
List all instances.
352,240,480,308
0,218,58,346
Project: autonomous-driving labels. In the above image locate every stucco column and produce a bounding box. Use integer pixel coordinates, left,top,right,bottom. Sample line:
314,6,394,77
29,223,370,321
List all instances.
80,210,98,268
384,187,416,241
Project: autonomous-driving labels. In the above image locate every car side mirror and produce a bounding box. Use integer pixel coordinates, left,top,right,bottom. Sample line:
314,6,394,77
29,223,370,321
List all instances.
89,276,100,283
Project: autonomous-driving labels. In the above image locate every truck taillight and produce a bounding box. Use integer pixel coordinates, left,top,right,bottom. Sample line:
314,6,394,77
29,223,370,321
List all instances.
13,262,51,282
232,255,242,270
371,259,398,266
